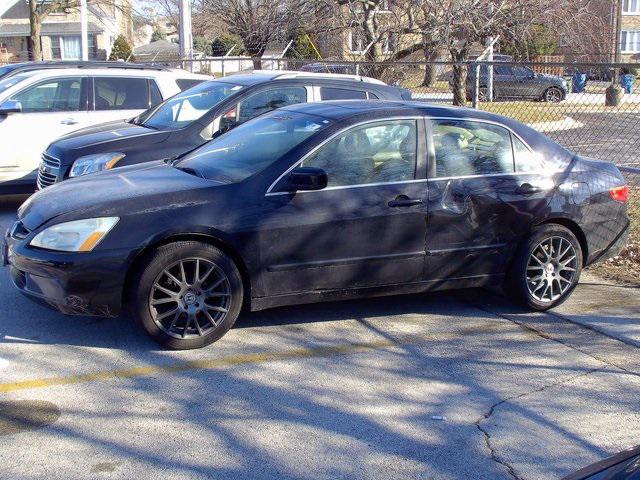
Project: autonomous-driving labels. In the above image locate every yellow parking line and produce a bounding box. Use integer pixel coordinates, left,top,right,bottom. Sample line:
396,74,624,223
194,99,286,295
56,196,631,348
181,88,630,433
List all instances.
0,333,445,394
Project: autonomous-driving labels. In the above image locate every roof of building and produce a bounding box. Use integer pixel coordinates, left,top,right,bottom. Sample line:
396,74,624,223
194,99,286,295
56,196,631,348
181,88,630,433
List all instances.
133,39,179,57
0,21,103,37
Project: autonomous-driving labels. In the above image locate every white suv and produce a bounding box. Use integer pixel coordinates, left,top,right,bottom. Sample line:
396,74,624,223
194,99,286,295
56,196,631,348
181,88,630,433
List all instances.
0,65,209,193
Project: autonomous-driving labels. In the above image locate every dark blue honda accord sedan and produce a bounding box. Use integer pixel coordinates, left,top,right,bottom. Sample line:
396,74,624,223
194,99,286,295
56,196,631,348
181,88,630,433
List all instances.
3,101,630,349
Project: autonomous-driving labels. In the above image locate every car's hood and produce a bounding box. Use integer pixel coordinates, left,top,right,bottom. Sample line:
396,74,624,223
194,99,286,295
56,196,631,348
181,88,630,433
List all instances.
48,120,171,158
18,161,221,230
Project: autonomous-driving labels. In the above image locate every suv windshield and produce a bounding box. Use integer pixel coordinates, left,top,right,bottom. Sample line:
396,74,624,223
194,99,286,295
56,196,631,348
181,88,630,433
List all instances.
137,80,243,130
176,111,332,183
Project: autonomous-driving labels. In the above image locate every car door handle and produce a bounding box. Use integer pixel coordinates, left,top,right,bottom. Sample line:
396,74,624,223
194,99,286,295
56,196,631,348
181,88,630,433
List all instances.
388,195,423,207
60,118,78,125
516,183,542,195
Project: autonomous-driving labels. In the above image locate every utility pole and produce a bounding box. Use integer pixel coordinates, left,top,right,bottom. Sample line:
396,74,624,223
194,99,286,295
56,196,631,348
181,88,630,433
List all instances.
178,0,193,71
606,0,623,105
80,0,88,60
486,1,494,102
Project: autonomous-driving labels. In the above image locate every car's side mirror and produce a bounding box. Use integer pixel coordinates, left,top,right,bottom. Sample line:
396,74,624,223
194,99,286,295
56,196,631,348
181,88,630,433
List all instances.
0,100,22,115
277,167,328,192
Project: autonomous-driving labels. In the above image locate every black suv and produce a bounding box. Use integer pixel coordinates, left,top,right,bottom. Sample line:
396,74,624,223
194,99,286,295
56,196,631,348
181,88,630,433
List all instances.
41,71,408,186
466,64,568,102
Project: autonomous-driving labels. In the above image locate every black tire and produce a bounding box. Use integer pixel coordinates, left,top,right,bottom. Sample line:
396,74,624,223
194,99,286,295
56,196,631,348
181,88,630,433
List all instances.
507,224,582,311
543,86,564,103
129,241,244,350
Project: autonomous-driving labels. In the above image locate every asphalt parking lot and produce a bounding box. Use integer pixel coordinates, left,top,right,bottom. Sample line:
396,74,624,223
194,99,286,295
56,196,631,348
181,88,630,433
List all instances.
1,196,639,480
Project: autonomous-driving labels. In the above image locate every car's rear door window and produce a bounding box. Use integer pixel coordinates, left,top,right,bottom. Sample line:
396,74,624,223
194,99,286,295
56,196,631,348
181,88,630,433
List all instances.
513,135,544,172
149,80,163,106
320,87,367,100
303,120,417,187
432,119,514,177
93,77,149,110
237,87,307,123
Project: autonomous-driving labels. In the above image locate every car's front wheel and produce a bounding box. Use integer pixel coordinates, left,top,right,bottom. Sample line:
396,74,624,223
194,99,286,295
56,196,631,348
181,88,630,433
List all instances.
508,225,582,310
543,86,564,103
129,241,244,349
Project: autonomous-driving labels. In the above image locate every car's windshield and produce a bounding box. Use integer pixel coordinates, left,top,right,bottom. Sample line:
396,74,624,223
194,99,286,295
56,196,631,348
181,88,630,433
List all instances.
136,80,243,130
176,111,332,183
0,73,30,96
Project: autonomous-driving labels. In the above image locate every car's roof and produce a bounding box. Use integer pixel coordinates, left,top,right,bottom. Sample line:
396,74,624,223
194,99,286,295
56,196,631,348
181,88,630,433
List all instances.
223,70,386,86
279,100,509,123
13,67,207,79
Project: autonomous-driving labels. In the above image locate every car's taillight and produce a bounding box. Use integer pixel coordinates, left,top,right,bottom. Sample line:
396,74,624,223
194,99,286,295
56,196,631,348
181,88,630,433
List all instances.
610,185,629,203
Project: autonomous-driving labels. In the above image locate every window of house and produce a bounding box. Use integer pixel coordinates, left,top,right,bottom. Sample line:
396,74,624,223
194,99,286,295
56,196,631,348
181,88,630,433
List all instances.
303,120,417,187
50,35,97,60
12,77,83,113
94,77,149,110
432,119,514,178
621,31,640,52
320,87,367,100
623,0,640,13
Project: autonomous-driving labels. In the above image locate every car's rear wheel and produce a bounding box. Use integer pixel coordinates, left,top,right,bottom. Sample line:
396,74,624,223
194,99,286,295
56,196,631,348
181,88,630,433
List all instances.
543,87,564,103
129,241,243,349
508,225,582,310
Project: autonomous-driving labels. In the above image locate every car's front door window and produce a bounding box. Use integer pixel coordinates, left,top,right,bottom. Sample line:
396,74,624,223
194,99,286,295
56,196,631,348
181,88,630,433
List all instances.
11,77,84,113
303,120,417,187
432,119,514,178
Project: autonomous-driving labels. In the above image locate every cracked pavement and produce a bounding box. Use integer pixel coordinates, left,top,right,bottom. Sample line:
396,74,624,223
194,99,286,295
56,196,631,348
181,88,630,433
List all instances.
1,197,639,480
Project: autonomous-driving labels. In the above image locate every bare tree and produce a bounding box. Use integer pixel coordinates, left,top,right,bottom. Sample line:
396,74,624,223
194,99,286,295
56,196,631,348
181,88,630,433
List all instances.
201,0,315,68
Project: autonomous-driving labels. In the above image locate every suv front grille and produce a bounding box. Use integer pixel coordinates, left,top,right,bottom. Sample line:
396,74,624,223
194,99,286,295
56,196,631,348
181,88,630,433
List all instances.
37,153,61,189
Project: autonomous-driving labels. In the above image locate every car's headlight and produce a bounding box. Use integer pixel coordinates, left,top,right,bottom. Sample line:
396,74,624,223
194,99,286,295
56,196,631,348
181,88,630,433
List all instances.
30,217,119,252
69,153,125,177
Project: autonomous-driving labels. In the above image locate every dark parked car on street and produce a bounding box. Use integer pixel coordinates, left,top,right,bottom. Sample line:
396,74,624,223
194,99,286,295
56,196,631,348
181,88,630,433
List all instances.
466,64,569,102
4,101,629,349
38,71,406,188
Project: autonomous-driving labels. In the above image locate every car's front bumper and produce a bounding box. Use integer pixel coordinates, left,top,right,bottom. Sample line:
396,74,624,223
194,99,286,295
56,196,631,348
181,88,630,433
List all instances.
4,231,134,317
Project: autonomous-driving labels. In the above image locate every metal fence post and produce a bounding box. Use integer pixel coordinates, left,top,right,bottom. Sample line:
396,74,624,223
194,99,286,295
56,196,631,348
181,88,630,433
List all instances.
221,57,225,77
472,63,481,109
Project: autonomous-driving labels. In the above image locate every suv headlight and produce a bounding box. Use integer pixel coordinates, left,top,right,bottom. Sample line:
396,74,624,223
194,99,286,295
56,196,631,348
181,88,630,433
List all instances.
69,153,125,177
30,217,119,252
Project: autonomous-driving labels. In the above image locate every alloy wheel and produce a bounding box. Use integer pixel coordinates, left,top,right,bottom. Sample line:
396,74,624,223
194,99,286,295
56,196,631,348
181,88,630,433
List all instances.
544,87,562,103
149,257,231,338
525,236,577,303
478,86,489,102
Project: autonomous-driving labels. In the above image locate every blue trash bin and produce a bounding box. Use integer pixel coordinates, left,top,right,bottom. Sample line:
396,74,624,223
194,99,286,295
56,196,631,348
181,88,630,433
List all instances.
572,73,587,93
621,74,635,94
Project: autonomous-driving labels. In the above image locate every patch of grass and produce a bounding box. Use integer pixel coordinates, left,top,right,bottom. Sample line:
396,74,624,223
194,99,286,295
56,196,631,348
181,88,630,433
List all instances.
478,102,566,123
